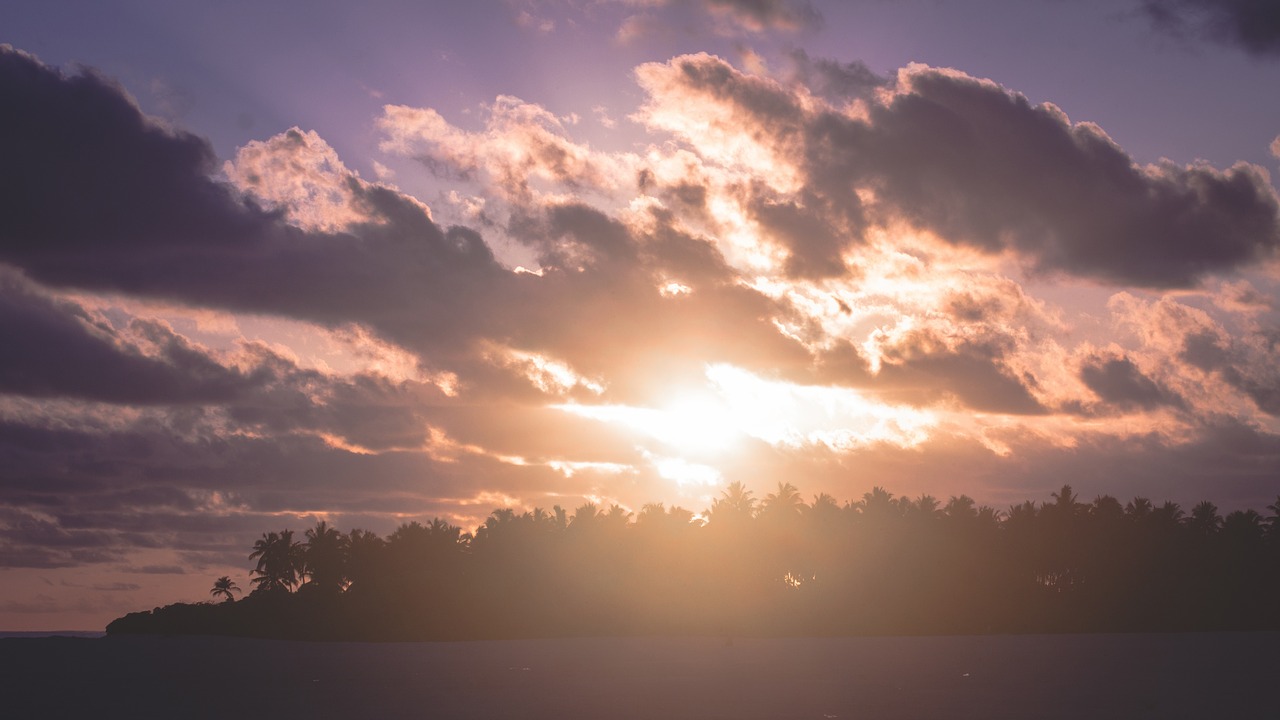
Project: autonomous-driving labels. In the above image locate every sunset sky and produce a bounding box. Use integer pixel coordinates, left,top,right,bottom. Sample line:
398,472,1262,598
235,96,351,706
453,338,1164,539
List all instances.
2,0,1279,630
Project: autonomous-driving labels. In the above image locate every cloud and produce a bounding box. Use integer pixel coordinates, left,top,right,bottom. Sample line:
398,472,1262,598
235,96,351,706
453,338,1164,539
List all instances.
120,565,185,575
612,0,819,43
0,270,253,405
703,0,822,33
92,582,141,592
874,334,1047,415
0,47,280,273
0,268,456,455
379,96,637,202
1140,0,1280,56
1107,291,1280,418
224,127,381,233
0,48,545,381
632,53,1280,286
1079,353,1185,411
785,49,888,101
1180,328,1280,415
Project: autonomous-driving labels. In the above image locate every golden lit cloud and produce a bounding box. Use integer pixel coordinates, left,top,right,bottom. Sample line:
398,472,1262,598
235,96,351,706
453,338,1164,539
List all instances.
225,128,392,232
486,344,607,396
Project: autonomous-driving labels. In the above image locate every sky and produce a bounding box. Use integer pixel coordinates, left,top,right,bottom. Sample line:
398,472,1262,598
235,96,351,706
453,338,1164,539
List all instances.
1,0,1279,630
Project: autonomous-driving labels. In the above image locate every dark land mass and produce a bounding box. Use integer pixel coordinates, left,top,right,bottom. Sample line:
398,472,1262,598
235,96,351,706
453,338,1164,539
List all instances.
109,485,1280,641
2,633,1276,719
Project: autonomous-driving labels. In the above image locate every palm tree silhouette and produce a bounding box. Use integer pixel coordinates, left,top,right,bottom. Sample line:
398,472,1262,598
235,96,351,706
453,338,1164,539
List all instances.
1187,501,1222,535
855,486,903,523
209,576,240,603
708,481,757,523
1124,497,1153,519
1265,496,1280,542
303,520,348,593
248,530,304,594
761,482,804,520
905,494,942,522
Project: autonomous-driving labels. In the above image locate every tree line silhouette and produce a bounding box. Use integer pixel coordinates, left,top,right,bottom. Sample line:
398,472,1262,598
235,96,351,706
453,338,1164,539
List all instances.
107,484,1280,640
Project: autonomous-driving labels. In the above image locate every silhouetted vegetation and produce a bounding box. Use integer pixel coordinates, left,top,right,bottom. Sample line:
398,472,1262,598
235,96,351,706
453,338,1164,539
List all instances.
108,485,1280,640
208,576,240,603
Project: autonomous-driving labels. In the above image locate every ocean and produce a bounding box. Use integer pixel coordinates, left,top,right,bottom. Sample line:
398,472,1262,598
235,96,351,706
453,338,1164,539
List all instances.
1,632,1273,718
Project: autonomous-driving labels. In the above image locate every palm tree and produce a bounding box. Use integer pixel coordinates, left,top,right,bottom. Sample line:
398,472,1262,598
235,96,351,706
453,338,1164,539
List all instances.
904,494,942,522
1089,495,1125,524
975,505,1002,528
569,502,603,529
1266,496,1280,541
1152,501,1185,528
384,518,469,598
1187,501,1222,536
944,495,978,521
1125,497,1153,519
303,520,348,593
1046,485,1084,518
761,482,804,520
854,486,902,523
209,576,240,603
1222,509,1265,544
636,502,668,528
389,518,468,556
248,530,304,594
344,528,386,594
709,481,757,523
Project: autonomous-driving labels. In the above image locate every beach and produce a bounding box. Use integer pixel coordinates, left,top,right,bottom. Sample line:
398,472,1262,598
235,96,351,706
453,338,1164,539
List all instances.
1,632,1274,718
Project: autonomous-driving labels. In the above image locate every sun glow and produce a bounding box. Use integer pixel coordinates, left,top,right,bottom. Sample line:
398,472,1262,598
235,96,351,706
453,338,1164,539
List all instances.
554,364,938,469
705,364,937,449
553,390,742,456
650,455,723,486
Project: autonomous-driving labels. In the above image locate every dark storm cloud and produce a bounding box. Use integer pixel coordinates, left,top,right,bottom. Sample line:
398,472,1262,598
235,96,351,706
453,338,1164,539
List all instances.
1079,354,1185,410
1141,0,1280,56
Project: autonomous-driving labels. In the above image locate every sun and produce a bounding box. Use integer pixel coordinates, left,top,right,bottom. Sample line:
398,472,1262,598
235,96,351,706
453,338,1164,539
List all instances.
651,389,743,454
553,386,743,457
555,363,938,464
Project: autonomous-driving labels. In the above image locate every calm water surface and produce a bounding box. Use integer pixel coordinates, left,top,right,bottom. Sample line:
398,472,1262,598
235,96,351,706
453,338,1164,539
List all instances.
1,633,1273,719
